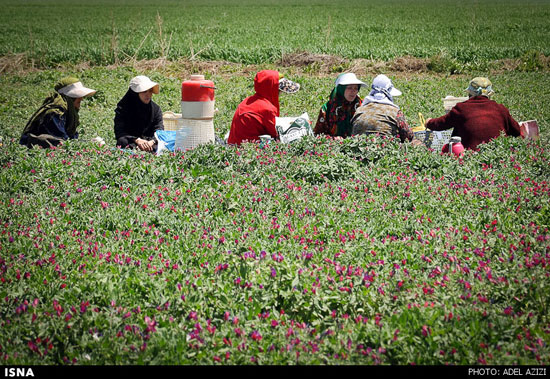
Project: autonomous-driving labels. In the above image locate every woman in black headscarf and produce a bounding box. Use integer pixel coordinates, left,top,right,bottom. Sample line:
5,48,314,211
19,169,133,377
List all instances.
114,75,164,152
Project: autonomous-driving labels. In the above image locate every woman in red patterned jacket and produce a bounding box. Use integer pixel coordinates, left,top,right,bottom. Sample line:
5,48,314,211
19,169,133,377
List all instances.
426,77,521,150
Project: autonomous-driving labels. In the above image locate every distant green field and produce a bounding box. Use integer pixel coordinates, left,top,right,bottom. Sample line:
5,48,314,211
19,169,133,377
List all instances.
1,0,550,67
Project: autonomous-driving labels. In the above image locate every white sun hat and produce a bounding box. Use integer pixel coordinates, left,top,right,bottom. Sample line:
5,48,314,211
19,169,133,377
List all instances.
371,74,402,97
334,73,367,88
129,75,160,94
57,81,96,98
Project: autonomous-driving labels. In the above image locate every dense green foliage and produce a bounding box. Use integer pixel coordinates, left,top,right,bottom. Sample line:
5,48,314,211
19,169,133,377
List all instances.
0,133,549,364
0,0,549,67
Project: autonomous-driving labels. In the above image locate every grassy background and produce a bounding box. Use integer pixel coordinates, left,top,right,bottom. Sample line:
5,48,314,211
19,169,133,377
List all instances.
0,0,549,66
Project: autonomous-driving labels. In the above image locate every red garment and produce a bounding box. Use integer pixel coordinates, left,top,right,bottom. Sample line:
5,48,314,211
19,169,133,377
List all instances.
228,70,280,145
426,96,521,150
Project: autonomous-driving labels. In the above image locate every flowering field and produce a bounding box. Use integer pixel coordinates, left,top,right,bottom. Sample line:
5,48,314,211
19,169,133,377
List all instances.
1,0,550,367
1,125,549,364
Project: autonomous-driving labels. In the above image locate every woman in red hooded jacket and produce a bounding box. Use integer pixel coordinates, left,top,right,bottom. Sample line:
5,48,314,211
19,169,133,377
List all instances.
228,70,298,145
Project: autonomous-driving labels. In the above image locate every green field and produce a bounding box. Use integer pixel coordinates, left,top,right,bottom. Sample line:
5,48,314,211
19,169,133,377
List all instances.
1,0,549,367
1,0,550,67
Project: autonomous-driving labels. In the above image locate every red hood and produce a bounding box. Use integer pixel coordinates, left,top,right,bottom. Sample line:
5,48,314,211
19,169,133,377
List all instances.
254,70,280,115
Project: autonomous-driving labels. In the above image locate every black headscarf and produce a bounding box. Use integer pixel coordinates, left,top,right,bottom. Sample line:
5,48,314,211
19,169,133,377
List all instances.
114,88,161,140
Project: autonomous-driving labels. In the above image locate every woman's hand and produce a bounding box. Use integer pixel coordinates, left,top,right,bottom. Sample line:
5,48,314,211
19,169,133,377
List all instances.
136,138,154,152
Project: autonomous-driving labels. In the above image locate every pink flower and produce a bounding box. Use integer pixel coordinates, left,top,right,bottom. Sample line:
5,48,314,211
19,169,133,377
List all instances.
250,330,262,341
421,325,431,337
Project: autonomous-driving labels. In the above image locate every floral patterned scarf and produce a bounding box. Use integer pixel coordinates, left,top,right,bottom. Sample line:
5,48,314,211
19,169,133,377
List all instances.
320,85,362,137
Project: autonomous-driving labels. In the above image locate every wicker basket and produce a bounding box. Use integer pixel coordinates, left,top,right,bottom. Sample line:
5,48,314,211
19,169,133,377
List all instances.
174,118,215,151
443,96,468,113
162,111,183,131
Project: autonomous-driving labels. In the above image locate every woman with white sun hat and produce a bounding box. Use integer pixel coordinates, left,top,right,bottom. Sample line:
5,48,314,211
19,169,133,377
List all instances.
314,72,366,138
114,75,164,153
20,76,96,148
351,74,419,144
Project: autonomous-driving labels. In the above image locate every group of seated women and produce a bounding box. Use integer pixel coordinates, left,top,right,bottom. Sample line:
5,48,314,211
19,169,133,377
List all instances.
20,71,521,152
228,71,521,150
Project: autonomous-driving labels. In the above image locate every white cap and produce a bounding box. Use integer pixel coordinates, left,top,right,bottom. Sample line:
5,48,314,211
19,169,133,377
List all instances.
371,74,402,97
335,73,367,88
57,81,96,98
129,75,159,94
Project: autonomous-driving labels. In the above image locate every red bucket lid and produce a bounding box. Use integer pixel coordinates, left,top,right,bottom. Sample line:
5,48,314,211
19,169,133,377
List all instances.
182,75,215,102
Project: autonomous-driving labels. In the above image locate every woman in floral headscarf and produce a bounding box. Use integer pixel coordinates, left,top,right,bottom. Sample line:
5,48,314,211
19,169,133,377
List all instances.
314,73,366,138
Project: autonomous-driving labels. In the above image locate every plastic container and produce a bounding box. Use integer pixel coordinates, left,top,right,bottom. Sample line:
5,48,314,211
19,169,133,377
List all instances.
442,136,465,157
181,75,215,119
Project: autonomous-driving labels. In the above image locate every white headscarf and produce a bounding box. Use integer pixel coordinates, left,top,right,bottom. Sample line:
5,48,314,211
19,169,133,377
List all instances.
362,74,402,109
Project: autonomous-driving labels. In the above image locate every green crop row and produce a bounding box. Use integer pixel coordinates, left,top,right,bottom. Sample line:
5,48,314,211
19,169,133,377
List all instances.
1,0,549,67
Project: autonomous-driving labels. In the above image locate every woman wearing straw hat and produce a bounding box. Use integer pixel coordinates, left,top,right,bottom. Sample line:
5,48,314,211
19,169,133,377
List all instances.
114,75,164,153
351,74,419,144
314,73,366,138
425,77,521,150
20,77,96,148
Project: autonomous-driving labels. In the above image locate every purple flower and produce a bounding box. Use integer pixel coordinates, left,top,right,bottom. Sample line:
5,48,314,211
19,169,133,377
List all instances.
250,330,262,341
